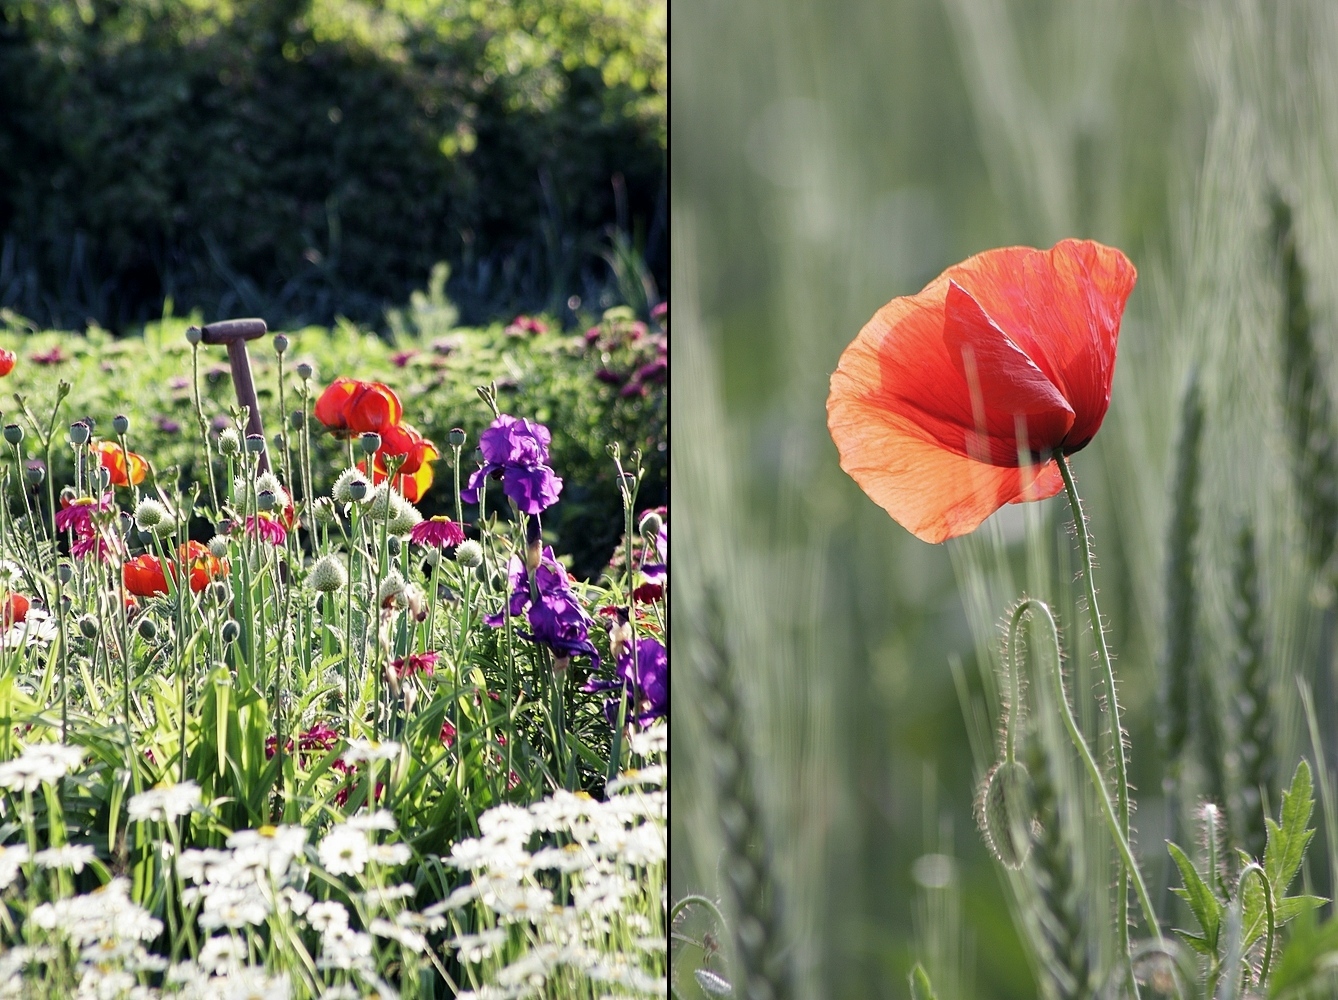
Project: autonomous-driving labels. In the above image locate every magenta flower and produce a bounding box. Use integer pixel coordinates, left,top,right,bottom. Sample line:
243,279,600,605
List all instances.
56,493,113,535
461,414,563,515
390,350,417,368
409,516,465,548
30,346,66,365
245,514,287,547
392,651,440,678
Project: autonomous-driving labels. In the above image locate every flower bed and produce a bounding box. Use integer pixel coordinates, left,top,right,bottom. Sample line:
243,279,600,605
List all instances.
0,326,667,998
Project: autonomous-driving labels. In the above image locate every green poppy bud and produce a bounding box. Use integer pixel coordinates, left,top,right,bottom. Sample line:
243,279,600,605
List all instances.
78,615,98,640
273,334,289,355
221,619,241,644
289,410,305,431
295,362,314,381
639,512,662,540
112,414,130,436
137,617,157,641
977,760,1036,870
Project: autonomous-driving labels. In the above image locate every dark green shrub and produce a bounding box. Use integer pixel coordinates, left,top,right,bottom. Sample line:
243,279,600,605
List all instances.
0,0,665,329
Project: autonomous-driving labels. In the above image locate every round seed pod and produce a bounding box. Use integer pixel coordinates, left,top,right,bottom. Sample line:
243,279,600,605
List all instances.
449,427,467,448
273,334,289,355
977,759,1036,870
289,410,305,431
244,434,265,454
78,615,98,640
359,432,381,455
185,326,202,346
256,490,277,511
3,424,22,445
387,536,402,557
639,511,662,540
25,463,44,485
57,563,73,585
112,414,130,436
221,620,241,644
137,617,157,641
295,362,314,381
217,428,241,457
68,421,90,445
455,540,483,569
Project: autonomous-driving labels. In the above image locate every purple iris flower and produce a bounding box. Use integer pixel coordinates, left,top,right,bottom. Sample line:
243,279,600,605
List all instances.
586,637,667,727
485,546,598,666
461,414,564,515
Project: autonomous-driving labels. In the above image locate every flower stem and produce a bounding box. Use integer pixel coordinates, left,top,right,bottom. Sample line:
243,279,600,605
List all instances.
1056,455,1142,980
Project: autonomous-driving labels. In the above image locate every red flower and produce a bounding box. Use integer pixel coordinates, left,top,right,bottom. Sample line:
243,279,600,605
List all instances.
375,422,439,477
0,349,14,376
123,542,228,596
1,593,30,627
826,239,1136,543
440,719,456,747
92,440,148,487
633,582,663,603
314,378,404,436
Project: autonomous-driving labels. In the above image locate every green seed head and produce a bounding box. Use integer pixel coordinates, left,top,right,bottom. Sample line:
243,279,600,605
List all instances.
455,540,484,569
309,554,347,593
217,428,241,457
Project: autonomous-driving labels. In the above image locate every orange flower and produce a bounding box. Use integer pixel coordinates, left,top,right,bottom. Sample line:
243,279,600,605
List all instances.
314,378,403,436
1,593,29,627
827,239,1136,543
364,423,439,502
92,440,148,487
123,542,228,597
0,349,15,377
124,554,168,597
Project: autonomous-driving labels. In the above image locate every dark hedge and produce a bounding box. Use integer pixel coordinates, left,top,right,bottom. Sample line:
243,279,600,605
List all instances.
0,0,665,330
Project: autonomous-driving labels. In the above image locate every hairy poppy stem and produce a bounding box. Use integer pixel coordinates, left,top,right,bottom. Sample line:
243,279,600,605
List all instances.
1057,455,1144,980
1008,600,1160,944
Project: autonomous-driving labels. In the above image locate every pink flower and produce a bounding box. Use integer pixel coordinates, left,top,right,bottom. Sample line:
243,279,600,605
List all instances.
390,350,417,368
408,516,465,548
245,514,287,546
392,651,439,678
56,493,113,535
30,346,67,365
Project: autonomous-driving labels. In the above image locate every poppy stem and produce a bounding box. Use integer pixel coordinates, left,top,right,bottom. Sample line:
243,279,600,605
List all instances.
1057,454,1146,979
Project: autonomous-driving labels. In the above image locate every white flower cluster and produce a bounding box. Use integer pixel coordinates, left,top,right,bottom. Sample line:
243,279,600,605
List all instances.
128,781,202,823
443,764,667,999
176,826,309,931
0,742,85,792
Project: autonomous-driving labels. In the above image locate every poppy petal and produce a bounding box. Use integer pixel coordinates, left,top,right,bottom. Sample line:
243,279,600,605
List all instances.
948,239,1135,452
829,327,1060,542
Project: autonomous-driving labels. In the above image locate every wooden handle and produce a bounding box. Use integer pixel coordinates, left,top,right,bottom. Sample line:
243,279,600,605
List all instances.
201,318,267,344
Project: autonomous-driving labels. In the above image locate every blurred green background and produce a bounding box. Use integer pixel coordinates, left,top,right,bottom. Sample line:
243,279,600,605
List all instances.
672,1,1338,997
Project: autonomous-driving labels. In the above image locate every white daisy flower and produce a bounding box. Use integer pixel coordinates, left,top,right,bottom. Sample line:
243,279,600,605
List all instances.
127,781,201,823
34,844,95,873
319,825,370,877
305,900,349,935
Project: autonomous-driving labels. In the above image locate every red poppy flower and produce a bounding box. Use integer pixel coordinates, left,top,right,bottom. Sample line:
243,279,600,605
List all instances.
123,542,228,596
375,422,439,477
92,440,148,487
0,349,15,376
314,378,403,436
1,593,29,627
124,554,168,597
827,239,1136,543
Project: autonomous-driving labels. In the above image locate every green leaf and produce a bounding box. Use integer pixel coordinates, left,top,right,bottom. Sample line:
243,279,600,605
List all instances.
1265,760,1314,896
1168,840,1223,952
908,964,938,1000
1269,910,1338,997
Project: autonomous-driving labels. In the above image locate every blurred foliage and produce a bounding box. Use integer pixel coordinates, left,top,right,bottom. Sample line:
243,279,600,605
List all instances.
0,293,665,579
0,0,665,329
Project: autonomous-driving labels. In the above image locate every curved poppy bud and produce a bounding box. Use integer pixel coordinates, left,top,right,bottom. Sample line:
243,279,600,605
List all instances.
1,593,29,627
0,350,15,377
